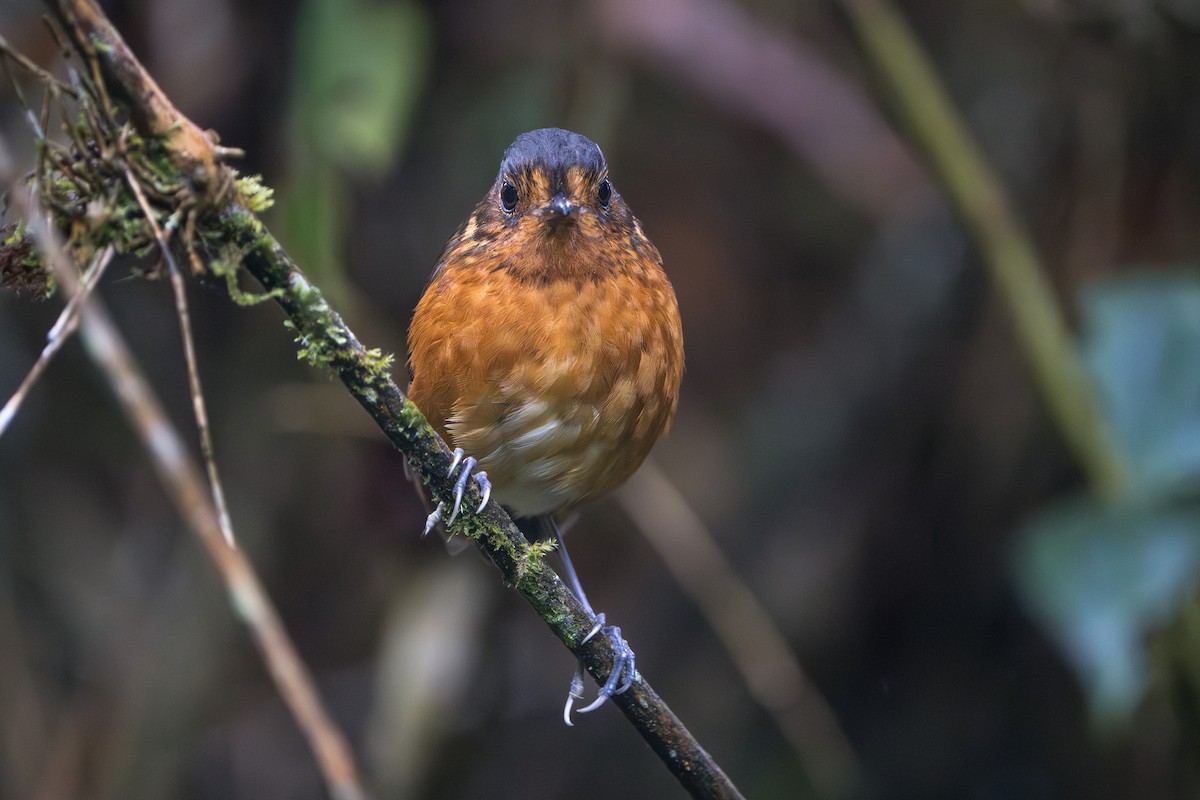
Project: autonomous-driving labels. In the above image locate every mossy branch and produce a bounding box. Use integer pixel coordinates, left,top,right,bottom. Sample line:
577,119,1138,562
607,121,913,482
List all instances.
37,1,744,797
218,151,745,800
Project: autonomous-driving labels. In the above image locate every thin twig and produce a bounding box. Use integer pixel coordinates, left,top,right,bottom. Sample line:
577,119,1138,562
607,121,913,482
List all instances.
0,34,78,97
123,167,236,547
0,245,113,437
0,141,372,800
618,462,859,797
838,0,1130,502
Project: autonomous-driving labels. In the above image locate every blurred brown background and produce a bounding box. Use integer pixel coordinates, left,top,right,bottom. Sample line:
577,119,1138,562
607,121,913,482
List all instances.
4,0,1200,798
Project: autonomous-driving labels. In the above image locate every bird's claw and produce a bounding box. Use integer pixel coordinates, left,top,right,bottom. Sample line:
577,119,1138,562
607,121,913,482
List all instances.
420,448,490,536
581,611,606,644
422,502,444,538
446,447,492,525
475,471,491,513
564,619,636,724
563,665,586,727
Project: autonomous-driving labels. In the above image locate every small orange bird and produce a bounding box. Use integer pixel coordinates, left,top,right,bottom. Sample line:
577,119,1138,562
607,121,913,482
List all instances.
407,128,683,720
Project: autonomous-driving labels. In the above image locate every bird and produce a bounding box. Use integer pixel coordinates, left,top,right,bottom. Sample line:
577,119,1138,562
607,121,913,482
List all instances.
406,128,684,722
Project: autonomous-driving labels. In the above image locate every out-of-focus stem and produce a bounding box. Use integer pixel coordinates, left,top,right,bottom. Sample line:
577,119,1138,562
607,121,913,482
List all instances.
619,462,859,798
840,0,1130,501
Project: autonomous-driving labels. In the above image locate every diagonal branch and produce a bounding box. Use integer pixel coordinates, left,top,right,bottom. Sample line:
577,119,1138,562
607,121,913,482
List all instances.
39,0,746,797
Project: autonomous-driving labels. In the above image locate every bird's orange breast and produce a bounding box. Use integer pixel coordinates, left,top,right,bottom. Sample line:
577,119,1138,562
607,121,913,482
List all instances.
407,238,683,518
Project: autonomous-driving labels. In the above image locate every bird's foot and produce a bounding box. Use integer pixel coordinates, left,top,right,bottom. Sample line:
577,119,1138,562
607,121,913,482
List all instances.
563,614,636,724
421,447,491,535
446,447,491,524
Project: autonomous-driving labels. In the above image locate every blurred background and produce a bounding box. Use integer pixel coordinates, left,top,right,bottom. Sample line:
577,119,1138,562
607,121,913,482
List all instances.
5,0,1200,797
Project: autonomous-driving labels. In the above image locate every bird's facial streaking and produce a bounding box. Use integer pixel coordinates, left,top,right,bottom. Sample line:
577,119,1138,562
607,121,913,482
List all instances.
492,128,619,241
498,165,613,231
439,128,650,285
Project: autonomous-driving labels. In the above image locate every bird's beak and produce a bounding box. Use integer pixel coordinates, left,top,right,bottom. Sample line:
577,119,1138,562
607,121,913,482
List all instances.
541,193,578,226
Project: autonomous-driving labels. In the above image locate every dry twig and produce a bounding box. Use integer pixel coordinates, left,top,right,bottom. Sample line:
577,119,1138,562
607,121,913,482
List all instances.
123,166,237,547
0,244,113,437
619,462,859,797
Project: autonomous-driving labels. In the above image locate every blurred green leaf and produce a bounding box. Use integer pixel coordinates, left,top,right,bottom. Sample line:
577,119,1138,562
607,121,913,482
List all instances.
280,0,432,303
282,163,345,297
1080,270,1200,500
1014,498,1200,726
294,0,432,173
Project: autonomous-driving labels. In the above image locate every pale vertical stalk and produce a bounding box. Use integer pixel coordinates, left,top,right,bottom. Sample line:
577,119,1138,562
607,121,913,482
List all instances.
839,0,1130,501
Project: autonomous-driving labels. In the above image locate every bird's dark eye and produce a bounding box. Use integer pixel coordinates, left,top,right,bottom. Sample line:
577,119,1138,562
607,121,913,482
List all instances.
597,177,612,209
500,180,519,212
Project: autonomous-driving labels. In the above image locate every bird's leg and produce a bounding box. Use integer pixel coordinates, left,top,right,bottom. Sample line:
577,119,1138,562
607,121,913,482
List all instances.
548,514,596,616
544,516,636,724
423,447,491,534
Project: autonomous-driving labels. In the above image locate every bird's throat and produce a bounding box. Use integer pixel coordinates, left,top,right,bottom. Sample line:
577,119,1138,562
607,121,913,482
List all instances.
508,229,610,285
